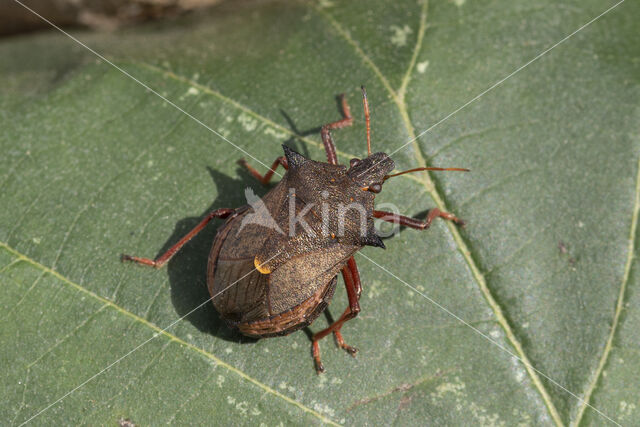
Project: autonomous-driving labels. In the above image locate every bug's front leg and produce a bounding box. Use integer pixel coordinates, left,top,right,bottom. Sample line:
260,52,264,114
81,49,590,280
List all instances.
320,94,353,165
373,208,465,230
237,156,288,185
122,208,236,268
312,257,361,373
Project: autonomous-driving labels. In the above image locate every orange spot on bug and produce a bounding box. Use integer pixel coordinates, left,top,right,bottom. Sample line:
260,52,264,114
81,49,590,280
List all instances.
254,257,271,274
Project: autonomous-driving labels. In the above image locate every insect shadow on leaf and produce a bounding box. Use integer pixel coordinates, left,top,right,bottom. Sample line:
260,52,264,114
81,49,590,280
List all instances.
277,93,348,158
160,144,308,343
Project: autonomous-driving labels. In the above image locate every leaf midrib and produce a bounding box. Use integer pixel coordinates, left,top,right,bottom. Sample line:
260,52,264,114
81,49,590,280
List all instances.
311,1,565,425
0,241,338,426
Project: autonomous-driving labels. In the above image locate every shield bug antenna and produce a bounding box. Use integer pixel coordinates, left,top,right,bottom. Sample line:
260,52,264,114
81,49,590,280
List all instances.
353,86,469,194
361,86,372,156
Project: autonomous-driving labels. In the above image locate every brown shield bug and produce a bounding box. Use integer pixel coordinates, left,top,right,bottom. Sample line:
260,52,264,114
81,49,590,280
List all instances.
123,87,468,373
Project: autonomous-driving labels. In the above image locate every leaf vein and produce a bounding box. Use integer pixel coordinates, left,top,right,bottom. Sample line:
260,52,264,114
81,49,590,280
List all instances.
165,368,216,424
0,241,338,426
26,304,109,369
572,155,640,425
80,340,172,423
398,0,429,102
308,3,400,104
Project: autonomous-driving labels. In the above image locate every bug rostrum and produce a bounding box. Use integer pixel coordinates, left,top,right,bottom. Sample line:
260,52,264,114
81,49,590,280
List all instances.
122,87,468,373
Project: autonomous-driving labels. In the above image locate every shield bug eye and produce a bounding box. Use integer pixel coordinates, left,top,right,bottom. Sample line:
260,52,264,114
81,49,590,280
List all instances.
349,158,361,168
368,183,382,193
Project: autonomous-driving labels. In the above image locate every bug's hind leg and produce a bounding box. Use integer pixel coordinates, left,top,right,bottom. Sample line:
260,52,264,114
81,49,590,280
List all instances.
374,208,465,230
237,156,288,185
122,208,236,268
312,257,361,373
321,94,353,165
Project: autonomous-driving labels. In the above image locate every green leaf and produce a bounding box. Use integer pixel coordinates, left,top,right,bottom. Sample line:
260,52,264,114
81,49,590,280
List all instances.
1,0,638,425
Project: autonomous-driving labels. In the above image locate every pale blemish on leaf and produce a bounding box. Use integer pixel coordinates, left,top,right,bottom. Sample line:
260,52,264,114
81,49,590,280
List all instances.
235,401,249,415
511,358,526,383
264,127,288,140
317,374,328,389
619,402,636,421
238,112,258,132
217,375,225,388
432,377,466,401
416,60,429,73
511,408,532,426
318,0,334,8
225,396,249,415
432,377,503,425
367,280,383,299
449,0,466,6
390,25,413,47
186,87,199,96
312,401,336,417
468,401,504,427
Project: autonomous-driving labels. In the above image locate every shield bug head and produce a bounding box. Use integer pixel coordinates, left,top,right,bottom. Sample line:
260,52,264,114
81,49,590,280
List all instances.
347,152,395,191
349,87,469,196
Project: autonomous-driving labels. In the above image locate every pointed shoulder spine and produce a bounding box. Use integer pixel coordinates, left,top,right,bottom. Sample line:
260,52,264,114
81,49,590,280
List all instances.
282,145,307,169
361,232,385,249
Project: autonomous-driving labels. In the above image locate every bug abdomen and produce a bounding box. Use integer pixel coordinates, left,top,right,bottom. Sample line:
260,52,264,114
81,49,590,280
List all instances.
208,254,338,337
236,276,337,338
210,257,271,325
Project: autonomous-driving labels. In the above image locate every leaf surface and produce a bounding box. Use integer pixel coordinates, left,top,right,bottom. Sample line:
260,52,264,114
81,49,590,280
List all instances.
1,0,638,425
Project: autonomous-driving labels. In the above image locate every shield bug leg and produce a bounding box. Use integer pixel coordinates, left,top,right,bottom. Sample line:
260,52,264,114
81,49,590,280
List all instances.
237,156,288,185
346,256,362,299
373,208,466,230
312,256,361,373
122,208,236,268
321,93,353,165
